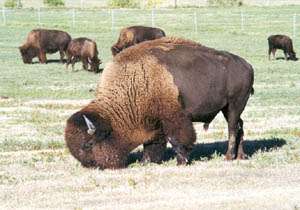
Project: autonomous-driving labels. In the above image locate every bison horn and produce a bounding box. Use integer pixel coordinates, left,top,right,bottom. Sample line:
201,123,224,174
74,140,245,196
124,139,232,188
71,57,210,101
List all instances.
83,115,96,135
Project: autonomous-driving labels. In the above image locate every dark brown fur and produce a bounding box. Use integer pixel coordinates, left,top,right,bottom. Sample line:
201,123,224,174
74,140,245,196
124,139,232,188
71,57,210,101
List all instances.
19,29,71,64
268,34,297,61
111,25,166,56
65,37,254,169
66,38,102,73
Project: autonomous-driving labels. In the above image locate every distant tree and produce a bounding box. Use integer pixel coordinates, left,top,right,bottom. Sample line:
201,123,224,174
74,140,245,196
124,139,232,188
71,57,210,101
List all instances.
208,0,243,6
44,0,65,7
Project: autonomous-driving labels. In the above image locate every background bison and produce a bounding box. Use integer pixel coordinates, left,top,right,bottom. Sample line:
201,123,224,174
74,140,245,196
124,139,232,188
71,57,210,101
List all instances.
66,37,102,73
268,34,297,61
19,29,71,64
111,25,166,56
65,37,254,169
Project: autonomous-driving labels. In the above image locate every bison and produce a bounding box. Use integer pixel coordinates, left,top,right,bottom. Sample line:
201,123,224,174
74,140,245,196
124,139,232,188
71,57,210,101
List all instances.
19,29,71,64
65,37,254,169
268,34,297,61
111,25,166,56
66,38,102,73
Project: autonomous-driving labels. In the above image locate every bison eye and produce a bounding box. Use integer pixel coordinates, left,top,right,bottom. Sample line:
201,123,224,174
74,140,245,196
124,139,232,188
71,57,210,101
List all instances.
81,140,95,151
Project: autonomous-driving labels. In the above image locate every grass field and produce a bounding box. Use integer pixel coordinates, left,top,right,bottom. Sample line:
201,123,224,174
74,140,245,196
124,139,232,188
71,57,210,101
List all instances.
0,6,300,210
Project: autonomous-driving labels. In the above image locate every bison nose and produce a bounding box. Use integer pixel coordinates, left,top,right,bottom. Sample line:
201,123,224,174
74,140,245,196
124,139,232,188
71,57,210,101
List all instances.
82,160,97,167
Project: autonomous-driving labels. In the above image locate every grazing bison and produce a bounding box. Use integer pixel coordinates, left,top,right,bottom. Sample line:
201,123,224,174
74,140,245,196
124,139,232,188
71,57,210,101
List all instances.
111,25,166,56
19,29,71,64
66,38,102,73
65,37,254,169
268,34,297,61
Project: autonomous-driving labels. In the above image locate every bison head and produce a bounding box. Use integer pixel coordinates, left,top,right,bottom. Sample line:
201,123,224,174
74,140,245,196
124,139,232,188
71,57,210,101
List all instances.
65,106,127,169
89,57,102,73
19,45,38,64
289,52,298,61
111,45,122,56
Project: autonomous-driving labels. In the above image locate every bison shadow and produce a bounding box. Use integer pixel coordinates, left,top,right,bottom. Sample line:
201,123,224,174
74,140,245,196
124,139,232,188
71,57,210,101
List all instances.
32,59,67,64
127,137,286,164
275,57,298,61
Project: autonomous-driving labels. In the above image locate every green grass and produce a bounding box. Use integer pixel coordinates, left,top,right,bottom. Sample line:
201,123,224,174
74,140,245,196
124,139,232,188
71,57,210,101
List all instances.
0,6,299,155
0,6,300,209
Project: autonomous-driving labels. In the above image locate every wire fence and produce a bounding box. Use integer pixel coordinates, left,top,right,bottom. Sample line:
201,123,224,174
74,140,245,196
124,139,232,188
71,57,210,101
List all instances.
1,0,300,8
1,8,299,40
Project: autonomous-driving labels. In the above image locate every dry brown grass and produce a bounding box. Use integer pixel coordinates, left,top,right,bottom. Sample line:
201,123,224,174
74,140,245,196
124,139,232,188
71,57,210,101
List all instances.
0,148,300,209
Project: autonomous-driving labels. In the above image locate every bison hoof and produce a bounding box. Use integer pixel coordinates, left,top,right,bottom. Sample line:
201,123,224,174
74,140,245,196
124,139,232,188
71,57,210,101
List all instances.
236,153,248,160
141,155,151,165
176,155,189,165
225,153,235,161
141,154,163,164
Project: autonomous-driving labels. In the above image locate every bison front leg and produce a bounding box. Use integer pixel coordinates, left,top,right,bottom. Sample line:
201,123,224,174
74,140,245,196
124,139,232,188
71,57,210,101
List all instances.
59,50,65,63
142,134,166,164
38,50,47,64
268,47,272,60
162,113,196,165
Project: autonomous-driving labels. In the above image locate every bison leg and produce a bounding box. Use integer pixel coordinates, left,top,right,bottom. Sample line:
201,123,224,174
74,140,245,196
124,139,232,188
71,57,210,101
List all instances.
236,118,246,160
142,135,166,164
162,112,196,165
283,50,288,60
222,101,248,160
71,56,77,71
38,51,47,64
270,49,276,60
59,51,65,63
82,58,89,70
268,47,272,60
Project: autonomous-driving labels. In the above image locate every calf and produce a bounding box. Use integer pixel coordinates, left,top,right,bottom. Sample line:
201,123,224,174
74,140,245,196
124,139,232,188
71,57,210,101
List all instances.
66,38,102,73
19,29,71,64
111,25,166,56
268,35,297,61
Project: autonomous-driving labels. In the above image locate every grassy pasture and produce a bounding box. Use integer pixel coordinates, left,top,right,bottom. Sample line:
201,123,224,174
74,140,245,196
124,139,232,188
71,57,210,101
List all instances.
0,6,300,209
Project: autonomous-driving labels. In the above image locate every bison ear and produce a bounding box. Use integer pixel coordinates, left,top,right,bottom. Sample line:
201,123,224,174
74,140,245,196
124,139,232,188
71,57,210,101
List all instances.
67,111,112,141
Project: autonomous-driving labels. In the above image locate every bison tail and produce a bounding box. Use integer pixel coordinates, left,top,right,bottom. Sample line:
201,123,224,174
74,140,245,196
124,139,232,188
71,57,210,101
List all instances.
250,87,254,95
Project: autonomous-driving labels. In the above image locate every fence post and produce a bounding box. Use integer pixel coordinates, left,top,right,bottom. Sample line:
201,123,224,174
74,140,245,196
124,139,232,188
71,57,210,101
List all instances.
194,12,198,36
37,8,41,25
2,7,6,26
293,14,296,40
151,9,155,27
111,9,114,34
72,9,75,27
80,0,83,9
241,11,244,31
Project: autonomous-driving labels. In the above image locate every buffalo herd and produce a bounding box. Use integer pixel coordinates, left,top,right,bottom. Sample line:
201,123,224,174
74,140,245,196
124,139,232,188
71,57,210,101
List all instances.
17,25,295,169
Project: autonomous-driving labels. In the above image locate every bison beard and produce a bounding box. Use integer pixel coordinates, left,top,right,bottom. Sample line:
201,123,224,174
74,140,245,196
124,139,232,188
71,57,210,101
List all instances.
65,37,254,169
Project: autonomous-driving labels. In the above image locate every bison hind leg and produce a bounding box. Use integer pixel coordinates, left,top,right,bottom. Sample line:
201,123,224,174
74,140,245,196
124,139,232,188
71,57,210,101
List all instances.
236,118,247,160
222,103,248,160
82,57,89,70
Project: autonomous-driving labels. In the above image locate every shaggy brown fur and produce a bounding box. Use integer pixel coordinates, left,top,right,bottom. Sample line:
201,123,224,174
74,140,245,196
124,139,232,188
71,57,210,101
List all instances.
111,25,166,56
66,38,102,73
19,29,71,64
65,37,254,169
